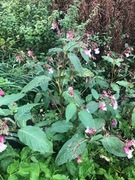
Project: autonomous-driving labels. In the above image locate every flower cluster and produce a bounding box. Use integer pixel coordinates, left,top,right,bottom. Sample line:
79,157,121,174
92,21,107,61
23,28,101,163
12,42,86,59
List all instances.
0,136,7,153
123,140,135,159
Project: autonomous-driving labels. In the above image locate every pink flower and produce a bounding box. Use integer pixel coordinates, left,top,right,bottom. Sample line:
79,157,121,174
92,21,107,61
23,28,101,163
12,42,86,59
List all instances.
77,156,83,163
94,48,100,54
111,119,117,126
0,136,5,143
83,49,92,58
68,87,74,96
99,101,107,111
28,50,34,57
67,32,73,40
51,22,57,30
111,100,118,110
0,90,5,96
109,95,116,100
0,143,7,153
102,90,108,97
126,140,135,148
85,127,95,135
123,146,134,159
48,68,53,74
57,30,62,36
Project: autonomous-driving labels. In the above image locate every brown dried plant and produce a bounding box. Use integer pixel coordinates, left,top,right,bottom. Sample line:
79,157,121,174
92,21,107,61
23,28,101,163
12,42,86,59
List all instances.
52,0,135,52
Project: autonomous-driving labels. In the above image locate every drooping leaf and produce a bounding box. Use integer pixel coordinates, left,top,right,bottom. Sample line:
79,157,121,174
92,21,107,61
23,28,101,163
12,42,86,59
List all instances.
0,93,25,106
68,53,83,74
55,134,86,165
66,103,77,122
51,121,73,133
91,88,99,100
18,126,53,154
131,108,135,128
21,75,50,93
100,136,127,157
14,104,38,127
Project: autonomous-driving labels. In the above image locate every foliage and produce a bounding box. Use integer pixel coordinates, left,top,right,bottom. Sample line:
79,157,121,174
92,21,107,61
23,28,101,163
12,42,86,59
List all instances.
0,0,135,179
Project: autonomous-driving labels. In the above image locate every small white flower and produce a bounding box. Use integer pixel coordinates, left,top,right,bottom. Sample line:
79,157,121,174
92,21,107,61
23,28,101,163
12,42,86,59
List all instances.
0,143,7,153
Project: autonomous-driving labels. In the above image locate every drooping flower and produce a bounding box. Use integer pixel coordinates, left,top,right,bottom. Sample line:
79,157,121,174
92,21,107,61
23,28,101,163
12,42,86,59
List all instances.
111,100,118,110
85,126,95,135
126,140,135,148
67,32,74,40
48,67,53,74
123,146,134,159
99,101,107,111
77,156,83,163
0,143,7,153
83,49,92,58
111,119,117,127
51,22,57,30
102,90,108,97
94,48,100,54
28,50,34,57
68,87,74,96
0,136,5,143
0,90,5,96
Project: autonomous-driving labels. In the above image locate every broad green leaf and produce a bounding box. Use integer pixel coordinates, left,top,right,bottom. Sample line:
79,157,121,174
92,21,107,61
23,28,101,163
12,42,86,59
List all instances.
116,81,130,87
132,108,135,128
21,75,50,93
102,56,114,64
30,162,40,180
91,88,99,100
51,121,73,133
49,48,63,53
0,108,11,116
66,103,77,122
86,101,98,114
81,68,94,77
55,134,86,165
68,53,83,74
96,77,109,88
18,126,53,154
78,109,94,128
0,93,25,106
14,104,38,127
78,110,105,130
52,174,70,180
100,136,127,157
64,41,79,52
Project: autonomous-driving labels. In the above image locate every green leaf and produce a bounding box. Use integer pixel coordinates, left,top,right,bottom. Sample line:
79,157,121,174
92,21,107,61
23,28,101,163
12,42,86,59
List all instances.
14,104,38,127
66,103,77,122
51,121,73,133
116,81,130,87
78,110,105,130
80,49,89,62
81,68,94,77
91,88,99,100
100,136,127,157
131,108,135,128
68,53,83,74
21,75,50,93
55,134,86,165
0,93,25,106
52,174,70,180
0,108,11,116
49,47,63,53
86,101,99,114
78,110,94,128
18,126,53,154
102,56,114,64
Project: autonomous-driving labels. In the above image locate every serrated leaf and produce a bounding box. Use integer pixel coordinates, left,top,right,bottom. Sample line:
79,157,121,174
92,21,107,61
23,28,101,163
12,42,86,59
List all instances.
66,103,77,122
55,134,86,165
68,53,83,74
100,136,127,157
18,126,53,154
21,75,50,93
0,93,25,106
14,104,38,127
132,108,135,128
91,88,99,100
51,121,73,133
